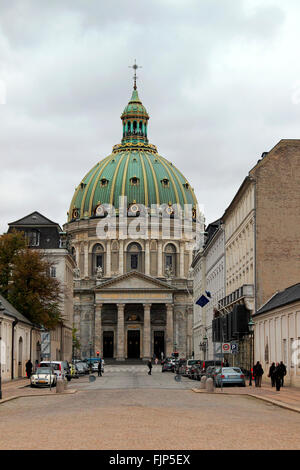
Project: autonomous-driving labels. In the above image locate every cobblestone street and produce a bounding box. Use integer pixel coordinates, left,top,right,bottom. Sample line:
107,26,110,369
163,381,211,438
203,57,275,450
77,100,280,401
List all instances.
1,365,300,450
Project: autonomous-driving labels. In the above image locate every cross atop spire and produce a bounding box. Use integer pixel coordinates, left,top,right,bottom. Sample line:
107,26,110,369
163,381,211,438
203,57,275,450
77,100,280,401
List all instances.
129,59,142,90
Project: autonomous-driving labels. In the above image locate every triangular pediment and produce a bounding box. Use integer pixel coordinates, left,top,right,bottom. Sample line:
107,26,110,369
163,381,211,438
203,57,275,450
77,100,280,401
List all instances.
96,271,176,291
8,211,61,229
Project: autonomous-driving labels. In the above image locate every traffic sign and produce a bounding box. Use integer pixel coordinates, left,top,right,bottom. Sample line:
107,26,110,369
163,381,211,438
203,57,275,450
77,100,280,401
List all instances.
41,332,51,358
222,343,231,353
231,342,239,353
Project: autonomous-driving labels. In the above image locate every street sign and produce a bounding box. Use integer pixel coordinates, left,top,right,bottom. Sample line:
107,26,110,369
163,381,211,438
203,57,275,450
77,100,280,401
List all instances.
41,332,51,359
231,342,239,354
222,343,231,353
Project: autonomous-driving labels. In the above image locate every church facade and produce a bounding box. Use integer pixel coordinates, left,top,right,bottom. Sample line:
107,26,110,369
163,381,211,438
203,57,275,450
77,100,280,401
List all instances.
64,79,202,360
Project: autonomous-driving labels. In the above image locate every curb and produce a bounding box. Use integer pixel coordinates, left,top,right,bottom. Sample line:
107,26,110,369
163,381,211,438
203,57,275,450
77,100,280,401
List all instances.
191,388,300,414
0,389,77,405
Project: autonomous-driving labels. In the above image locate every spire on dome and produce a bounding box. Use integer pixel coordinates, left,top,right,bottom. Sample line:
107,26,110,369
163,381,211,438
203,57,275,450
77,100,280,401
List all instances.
128,59,142,90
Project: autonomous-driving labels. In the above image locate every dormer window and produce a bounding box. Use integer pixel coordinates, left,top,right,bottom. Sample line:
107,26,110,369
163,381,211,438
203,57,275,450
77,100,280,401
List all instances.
130,176,139,186
100,178,109,187
183,182,189,189
161,178,170,188
25,230,40,247
80,182,87,190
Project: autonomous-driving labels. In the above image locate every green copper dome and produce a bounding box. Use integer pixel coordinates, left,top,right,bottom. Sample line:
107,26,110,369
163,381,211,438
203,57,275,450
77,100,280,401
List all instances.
68,87,197,222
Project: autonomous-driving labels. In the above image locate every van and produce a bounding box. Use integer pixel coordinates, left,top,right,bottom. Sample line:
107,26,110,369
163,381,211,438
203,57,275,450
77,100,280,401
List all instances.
39,361,72,381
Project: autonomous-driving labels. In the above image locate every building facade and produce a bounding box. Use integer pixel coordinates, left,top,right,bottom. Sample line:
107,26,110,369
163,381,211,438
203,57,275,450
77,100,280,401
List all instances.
0,295,41,381
192,220,225,360
211,139,300,371
65,83,202,360
253,284,300,387
8,212,76,362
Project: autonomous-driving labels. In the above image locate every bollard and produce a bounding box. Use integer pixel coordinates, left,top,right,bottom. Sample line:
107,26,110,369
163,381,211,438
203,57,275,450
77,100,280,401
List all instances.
199,375,207,389
56,379,64,393
64,379,68,390
205,377,215,393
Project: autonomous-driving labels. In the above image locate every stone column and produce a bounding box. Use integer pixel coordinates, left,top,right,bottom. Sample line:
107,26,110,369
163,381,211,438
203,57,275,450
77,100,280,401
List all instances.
180,242,185,278
157,241,163,277
75,244,80,269
116,304,125,360
84,242,89,278
166,304,174,357
94,304,103,357
143,304,151,359
145,241,150,276
106,240,111,277
119,240,124,275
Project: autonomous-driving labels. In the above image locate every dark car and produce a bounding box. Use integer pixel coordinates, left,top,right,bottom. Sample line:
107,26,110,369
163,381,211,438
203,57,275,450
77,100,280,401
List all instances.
188,361,202,380
162,359,175,372
195,360,222,381
175,359,186,374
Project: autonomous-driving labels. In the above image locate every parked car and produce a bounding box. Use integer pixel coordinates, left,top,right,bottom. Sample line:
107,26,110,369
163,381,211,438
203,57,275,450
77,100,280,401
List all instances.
30,367,57,388
175,359,186,374
162,359,175,372
90,359,105,373
76,362,89,375
185,359,202,377
215,367,246,387
39,361,72,381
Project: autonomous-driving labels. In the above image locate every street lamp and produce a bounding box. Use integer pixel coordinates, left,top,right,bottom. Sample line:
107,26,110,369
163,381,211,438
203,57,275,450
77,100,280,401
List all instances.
0,301,5,400
248,318,255,386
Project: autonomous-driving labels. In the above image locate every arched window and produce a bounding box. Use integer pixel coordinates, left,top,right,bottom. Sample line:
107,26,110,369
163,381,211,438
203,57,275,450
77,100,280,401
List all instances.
126,242,143,272
92,243,105,275
164,243,177,276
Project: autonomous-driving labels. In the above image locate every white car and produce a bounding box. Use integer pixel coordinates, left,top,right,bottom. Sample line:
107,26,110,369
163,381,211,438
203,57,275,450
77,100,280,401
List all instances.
31,367,57,387
91,360,105,373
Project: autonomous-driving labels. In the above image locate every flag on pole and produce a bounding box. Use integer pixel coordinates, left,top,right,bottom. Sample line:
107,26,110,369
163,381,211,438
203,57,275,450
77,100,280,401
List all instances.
196,295,210,307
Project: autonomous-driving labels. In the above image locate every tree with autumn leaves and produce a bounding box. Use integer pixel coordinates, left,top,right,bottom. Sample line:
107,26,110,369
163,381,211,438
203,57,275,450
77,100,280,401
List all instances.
0,231,62,329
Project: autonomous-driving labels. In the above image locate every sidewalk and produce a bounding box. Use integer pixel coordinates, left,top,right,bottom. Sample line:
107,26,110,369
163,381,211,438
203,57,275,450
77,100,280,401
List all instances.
192,382,300,413
0,377,76,404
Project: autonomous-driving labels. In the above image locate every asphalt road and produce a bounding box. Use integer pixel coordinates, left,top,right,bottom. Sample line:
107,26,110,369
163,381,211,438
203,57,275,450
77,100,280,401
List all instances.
1,365,300,450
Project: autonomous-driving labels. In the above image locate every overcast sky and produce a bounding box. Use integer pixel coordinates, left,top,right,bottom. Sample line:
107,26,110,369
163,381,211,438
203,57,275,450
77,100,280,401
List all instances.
1,0,300,233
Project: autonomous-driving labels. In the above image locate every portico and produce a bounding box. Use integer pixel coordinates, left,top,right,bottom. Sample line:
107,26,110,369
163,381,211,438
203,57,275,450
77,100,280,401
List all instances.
94,272,175,360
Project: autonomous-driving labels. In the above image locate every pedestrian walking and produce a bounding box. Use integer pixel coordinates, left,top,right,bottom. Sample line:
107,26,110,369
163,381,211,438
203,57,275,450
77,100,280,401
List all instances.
268,362,276,387
274,363,281,391
147,359,152,375
279,361,287,387
253,361,264,387
25,359,33,379
98,358,102,377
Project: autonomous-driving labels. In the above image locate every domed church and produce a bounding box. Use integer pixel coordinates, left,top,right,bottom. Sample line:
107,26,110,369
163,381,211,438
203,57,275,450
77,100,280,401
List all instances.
64,69,201,361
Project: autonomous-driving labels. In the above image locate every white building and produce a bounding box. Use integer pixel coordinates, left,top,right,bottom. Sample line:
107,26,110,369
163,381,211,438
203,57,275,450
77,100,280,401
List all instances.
192,220,225,360
0,295,41,381
253,283,300,387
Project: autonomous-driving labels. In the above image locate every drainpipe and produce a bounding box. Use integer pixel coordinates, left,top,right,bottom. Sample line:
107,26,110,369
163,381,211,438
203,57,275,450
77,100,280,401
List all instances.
11,319,18,380
30,327,33,361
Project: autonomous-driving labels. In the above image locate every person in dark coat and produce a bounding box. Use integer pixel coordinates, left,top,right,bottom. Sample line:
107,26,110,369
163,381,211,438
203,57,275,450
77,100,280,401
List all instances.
268,362,276,387
147,359,152,375
25,359,33,379
274,363,281,391
279,361,287,387
253,361,264,387
97,358,102,377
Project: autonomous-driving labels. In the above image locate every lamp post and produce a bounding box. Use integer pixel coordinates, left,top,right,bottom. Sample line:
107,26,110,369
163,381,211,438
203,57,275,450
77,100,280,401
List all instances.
248,318,255,386
0,301,5,400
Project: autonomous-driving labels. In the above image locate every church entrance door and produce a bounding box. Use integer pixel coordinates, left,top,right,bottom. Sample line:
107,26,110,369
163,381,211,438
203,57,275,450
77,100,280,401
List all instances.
127,330,140,359
154,331,165,359
103,331,114,358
